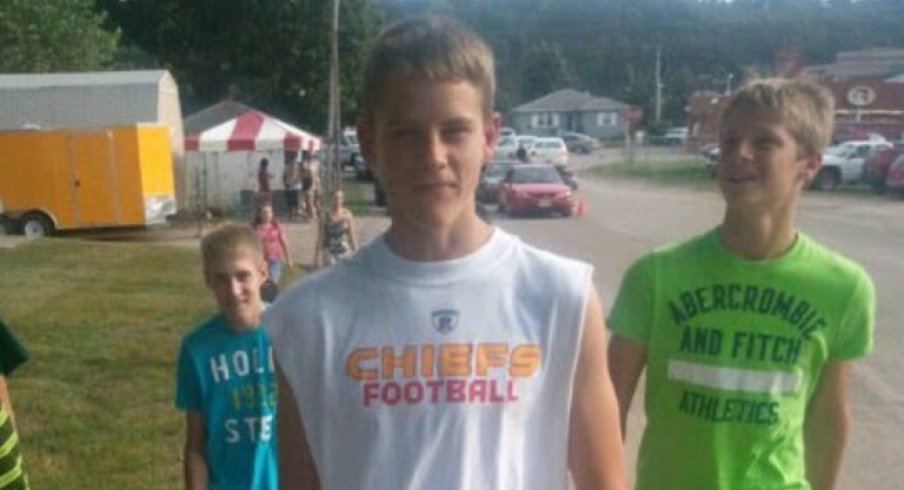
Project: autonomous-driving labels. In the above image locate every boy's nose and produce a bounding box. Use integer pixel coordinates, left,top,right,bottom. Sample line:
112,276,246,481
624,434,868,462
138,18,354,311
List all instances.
419,131,447,168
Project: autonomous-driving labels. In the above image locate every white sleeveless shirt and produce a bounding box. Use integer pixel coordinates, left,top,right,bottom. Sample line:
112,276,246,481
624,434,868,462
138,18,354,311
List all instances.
266,228,592,490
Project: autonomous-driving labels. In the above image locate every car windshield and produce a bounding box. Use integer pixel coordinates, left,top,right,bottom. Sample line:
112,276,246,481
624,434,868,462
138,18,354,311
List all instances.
484,164,513,177
511,166,562,184
345,133,358,145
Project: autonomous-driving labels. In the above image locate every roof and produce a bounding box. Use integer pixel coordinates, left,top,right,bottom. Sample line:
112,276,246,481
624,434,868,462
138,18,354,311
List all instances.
183,100,253,135
804,48,904,81
0,70,177,130
0,70,169,89
511,89,628,113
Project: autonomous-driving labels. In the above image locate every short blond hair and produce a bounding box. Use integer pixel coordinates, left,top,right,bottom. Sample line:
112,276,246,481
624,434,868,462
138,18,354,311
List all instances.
721,78,835,158
359,16,496,123
201,224,263,274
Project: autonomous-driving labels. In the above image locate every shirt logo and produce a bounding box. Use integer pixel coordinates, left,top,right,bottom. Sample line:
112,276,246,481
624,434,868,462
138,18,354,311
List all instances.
431,309,459,335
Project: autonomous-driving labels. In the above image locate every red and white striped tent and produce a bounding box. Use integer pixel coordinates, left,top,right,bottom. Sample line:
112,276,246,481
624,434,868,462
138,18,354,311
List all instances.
184,110,322,213
185,110,321,152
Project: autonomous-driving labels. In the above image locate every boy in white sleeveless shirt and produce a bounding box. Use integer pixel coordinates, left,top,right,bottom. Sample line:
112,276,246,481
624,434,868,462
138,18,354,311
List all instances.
265,16,627,490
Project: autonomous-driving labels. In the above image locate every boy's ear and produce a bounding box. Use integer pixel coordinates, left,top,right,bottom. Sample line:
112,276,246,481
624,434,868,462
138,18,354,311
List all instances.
800,152,823,186
483,112,502,160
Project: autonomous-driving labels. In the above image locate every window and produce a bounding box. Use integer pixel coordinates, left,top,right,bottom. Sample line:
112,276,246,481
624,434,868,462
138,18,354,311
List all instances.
532,113,559,128
597,112,618,126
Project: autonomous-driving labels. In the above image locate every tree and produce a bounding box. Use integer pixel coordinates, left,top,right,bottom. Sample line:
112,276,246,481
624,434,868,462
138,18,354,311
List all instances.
99,0,382,132
0,0,119,72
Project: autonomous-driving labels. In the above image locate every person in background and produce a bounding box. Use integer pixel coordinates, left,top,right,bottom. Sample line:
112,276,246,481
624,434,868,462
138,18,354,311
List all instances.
175,225,278,490
282,157,302,220
311,189,358,269
258,158,272,204
252,203,293,285
607,78,876,490
0,316,30,490
299,151,320,221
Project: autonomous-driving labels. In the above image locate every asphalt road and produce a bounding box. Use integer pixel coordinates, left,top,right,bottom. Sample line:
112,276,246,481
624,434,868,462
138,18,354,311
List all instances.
494,150,904,489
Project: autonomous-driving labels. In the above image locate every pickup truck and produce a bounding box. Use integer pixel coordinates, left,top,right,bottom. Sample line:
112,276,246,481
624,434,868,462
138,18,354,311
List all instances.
813,140,892,190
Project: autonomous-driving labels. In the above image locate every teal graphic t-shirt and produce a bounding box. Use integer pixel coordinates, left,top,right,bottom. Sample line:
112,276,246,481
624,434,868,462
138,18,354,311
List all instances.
609,229,875,490
175,314,277,490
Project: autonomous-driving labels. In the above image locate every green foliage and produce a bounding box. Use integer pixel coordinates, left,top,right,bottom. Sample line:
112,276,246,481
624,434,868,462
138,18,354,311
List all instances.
100,0,383,132
0,0,119,72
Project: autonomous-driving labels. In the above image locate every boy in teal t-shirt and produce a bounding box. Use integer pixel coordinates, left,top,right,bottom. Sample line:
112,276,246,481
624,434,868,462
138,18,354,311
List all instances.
175,225,277,490
608,78,875,490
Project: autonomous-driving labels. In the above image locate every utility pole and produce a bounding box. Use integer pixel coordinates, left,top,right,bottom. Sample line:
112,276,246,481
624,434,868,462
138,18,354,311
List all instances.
654,46,662,125
325,0,342,205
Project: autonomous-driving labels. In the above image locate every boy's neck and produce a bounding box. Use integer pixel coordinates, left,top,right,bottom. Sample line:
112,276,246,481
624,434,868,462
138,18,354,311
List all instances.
385,217,492,262
719,210,798,260
223,311,262,332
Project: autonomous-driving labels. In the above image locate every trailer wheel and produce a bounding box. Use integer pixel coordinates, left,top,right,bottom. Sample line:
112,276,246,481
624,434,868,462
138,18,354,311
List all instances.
21,213,54,237
0,217,15,236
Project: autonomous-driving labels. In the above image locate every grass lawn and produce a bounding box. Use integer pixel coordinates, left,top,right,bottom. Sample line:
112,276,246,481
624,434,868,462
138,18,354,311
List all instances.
0,237,227,489
588,159,718,191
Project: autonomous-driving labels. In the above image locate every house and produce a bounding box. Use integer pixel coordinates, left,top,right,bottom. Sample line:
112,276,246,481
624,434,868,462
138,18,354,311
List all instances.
508,89,632,138
0,70,187,210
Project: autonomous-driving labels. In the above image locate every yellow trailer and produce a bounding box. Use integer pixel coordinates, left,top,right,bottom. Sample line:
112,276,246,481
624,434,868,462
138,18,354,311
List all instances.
0,125,176,236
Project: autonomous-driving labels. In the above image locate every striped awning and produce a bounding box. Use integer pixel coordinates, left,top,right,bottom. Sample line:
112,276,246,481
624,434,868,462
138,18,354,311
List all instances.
185,110,321,152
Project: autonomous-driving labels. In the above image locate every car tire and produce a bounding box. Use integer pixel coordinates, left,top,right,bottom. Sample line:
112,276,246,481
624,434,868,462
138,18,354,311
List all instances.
21,212,54,237
811,168,840,191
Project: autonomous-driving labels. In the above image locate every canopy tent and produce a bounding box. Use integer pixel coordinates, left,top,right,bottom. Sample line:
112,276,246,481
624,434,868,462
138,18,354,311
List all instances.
186,110,321,152
184,110,322,214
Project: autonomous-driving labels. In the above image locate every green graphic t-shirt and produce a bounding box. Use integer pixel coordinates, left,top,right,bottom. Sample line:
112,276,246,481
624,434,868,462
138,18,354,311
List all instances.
608,229,875,490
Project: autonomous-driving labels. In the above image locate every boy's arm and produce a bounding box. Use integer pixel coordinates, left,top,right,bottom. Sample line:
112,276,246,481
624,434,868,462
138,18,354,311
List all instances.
568,283,629,490
277,364,320,490
607,335,647,437
184,411,208,490
805,360,853,490
0,376,16,426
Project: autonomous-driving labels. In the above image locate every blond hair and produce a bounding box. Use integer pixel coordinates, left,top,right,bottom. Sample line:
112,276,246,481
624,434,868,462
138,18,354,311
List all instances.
721,78,835,158
201,224,263,273
359,16,496,123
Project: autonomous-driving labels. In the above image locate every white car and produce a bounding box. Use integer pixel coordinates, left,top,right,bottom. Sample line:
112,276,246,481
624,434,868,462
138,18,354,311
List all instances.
531,137,569,165
815,139,892,190
494,136,520,159
516,135,538,152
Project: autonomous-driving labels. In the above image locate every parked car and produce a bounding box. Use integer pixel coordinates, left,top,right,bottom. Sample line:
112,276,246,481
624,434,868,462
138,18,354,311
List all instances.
885,153,904,196
814,139,892,191
494,136,519,159
559,131,596,154
515,135,538,152
663,127,689,146
477,160,519,203
699,142,720,176
499,126,516,138
531,137,569,165
497,164,576,218
340,128,363,174
861,143,904,193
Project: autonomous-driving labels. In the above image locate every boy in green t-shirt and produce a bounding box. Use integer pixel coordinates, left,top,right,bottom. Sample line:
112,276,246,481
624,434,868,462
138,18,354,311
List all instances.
608,78,875,490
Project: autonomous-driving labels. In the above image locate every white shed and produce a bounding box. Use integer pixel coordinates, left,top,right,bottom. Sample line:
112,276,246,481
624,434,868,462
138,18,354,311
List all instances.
0,70,187,211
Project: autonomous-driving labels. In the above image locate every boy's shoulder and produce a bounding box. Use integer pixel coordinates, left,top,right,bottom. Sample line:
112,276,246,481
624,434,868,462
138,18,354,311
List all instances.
180,313,228,347
797,232,872,281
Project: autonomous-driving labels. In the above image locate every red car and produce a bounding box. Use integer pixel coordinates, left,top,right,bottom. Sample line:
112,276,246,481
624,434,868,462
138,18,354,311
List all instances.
497,164,576,217
862,143,904,193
